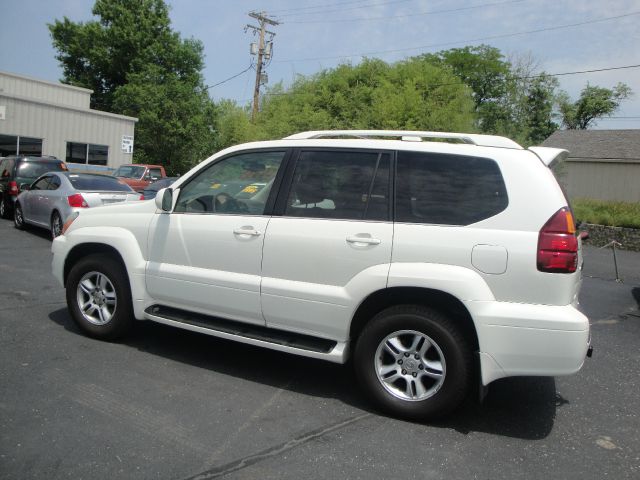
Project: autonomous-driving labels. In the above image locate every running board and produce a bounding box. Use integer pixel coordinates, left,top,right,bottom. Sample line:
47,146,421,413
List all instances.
144,305,347,363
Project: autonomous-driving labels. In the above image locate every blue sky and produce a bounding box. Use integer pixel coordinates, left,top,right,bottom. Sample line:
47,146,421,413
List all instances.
1,0,639,130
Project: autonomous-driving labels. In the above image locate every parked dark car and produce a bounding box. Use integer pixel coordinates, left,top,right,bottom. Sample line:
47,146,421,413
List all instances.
0,155,67,218
141,177,178,200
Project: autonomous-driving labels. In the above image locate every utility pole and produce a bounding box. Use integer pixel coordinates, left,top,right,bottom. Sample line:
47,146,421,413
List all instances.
246,11,279,121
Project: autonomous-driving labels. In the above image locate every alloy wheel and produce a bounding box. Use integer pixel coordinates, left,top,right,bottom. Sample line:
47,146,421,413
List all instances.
76,271,118,326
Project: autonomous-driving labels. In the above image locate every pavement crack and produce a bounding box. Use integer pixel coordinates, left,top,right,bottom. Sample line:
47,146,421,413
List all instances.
183,412,372,480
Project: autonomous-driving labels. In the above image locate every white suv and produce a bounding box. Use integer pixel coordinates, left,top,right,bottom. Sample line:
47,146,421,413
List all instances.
52,130,591,419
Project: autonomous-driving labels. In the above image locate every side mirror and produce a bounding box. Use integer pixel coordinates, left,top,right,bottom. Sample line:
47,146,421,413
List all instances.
20,183,31,192
155,188,173,212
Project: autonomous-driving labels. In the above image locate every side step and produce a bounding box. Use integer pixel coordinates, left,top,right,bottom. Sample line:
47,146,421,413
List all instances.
144,305,347,363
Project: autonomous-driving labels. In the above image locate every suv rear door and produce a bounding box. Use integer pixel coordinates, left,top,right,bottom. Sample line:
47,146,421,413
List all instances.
261,149,393,340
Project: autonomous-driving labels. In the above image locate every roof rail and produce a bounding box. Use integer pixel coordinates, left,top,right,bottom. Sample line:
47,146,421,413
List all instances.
284,130,523,149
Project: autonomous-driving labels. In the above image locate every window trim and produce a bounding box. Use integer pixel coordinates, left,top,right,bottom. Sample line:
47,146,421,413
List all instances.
171,147,292,216
272,147,395,222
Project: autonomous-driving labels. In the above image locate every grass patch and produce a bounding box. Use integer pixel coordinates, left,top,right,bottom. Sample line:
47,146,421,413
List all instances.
572,199,640,229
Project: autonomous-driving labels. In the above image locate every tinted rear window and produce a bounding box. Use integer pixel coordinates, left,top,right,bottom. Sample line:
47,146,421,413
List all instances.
17,160,65,179
67,174,132,192
396,151,508,225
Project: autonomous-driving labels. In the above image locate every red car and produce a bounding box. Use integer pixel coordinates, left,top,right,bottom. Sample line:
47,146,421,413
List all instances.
113,164,166,192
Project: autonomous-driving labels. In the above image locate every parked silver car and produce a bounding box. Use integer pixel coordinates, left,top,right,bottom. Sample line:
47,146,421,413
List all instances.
14,172,142,238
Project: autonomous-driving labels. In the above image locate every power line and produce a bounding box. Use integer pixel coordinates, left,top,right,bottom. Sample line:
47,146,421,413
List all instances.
271,0,413,16
204,64,254,89
275,11,640,63
287,0,525,23
262,64,640,97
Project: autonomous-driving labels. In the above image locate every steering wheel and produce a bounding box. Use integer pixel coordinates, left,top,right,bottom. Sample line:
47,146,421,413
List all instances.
213,192,248,213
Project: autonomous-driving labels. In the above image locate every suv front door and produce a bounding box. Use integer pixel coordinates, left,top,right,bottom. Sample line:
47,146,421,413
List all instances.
261,149,393,340
146,150,287,325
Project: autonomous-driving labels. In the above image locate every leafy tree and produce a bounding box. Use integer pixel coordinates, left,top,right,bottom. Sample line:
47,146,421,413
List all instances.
49,0,216,173
558,83,632,129
253,58,476,141
420,46,511,132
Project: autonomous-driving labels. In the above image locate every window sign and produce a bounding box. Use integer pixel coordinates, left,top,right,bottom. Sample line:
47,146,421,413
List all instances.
121,135,134,154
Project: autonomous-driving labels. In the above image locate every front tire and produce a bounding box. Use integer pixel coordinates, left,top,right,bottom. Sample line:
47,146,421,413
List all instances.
14,202,25,230
354,305,472,420
65,254,133,340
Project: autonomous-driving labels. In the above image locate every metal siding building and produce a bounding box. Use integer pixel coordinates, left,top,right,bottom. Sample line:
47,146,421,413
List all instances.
542,130,640,203
0,70,137,169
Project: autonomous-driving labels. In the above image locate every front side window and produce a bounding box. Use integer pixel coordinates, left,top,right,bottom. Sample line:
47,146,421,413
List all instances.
284,150,391,221
395,151,508,225
148,168,163,179
31,176,51,191
114,165,146,179
48,176,61,190
174,151,285,215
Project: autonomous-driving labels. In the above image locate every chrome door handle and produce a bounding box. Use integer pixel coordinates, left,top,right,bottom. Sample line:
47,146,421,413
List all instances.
233,227,262,236
346,235,381,245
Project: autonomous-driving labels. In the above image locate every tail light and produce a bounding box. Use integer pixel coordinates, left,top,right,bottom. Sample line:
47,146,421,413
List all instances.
61,212,79,235
537,207,578,273
139,194,145,200
67,194,89,208
8,181,19,195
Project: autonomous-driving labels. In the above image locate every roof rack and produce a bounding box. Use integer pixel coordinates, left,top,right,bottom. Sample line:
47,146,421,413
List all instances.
283,130,523,149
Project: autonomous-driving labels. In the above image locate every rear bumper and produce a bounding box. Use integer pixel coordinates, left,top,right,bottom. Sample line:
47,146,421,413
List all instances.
466,301,590,385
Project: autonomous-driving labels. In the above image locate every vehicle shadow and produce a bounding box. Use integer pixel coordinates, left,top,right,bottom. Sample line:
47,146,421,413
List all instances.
49,308,558,440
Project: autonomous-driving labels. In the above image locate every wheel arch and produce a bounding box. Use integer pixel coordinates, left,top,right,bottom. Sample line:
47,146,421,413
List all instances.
349,287,479,353
63,243,127,286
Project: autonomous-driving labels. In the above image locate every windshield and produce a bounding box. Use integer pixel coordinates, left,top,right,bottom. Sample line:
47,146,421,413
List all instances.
17,161,65,180
67,174,133,192
114,165,145,179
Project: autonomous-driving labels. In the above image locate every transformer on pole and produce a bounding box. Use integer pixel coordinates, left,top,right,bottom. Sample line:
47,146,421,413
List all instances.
246,11,280,122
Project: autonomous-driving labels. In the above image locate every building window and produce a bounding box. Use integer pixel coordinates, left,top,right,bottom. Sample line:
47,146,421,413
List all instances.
0,134,16,156
66,142,109,165
19,137,43,155
0,134,43,156
88,144,108,165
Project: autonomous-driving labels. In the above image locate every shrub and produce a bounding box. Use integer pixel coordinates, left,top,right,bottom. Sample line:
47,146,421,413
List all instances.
572,199,640,229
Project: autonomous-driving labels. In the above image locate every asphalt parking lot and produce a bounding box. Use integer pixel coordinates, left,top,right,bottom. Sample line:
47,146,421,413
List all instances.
1,217,639,480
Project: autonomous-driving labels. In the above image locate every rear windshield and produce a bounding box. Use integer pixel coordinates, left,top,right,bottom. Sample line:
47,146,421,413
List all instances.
17,160,65,179
67,174,132,192
114,165,145,179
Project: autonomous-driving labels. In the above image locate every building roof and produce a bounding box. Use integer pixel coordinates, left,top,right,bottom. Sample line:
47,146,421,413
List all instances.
542,129,640,161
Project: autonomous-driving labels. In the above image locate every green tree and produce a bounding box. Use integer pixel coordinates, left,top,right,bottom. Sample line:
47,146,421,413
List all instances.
49,0,216,173
419,46,560,145
558,83,632,129
254,57,476,141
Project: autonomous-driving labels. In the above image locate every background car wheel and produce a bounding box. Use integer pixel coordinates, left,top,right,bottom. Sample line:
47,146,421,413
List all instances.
354,305,473,420
51,211,63,239
14,202,25,230
0,196,10,219
65,254,133,341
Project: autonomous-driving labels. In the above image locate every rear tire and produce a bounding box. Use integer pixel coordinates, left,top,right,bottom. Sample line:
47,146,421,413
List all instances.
354,305,472,420
51,211,63,239
14,202,25,230
65,254,133,341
